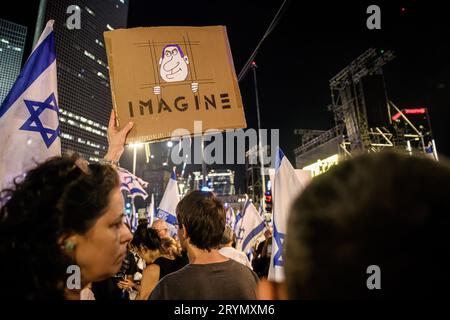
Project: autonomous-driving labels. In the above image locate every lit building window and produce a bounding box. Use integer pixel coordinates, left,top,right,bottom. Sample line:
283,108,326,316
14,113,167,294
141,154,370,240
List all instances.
95,39,105,47
61,133,74,140
97,71,107,80
59,108,107,138
85,7,95,16
84,50,95,60
97,59,108,68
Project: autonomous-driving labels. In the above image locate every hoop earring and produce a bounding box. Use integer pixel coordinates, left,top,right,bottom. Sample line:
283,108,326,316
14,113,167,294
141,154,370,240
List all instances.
65,241,76,252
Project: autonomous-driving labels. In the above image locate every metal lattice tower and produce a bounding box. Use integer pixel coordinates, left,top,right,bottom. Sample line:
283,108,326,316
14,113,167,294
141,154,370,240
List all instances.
294,48,439,170
329,48,395,155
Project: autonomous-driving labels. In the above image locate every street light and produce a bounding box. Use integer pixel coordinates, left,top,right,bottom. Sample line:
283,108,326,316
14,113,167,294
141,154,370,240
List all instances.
167,141,173,148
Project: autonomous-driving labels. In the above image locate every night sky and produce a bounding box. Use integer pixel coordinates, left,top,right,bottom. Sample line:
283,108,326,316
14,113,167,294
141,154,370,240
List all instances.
3,0,450,190
126,0,449,161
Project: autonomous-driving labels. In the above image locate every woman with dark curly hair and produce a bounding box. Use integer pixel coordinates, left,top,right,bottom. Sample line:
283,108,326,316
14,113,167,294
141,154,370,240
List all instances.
0,110,134,300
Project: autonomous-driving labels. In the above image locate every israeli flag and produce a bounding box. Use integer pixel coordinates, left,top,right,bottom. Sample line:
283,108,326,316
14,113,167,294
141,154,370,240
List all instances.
225,206,236,230
268,148,311,282
130,205,138,231
236,201,267,253
234,198,250,242
234,210,242,235
0,20,60,190
425,140,439,161
156,170,180,236
116,167,149,199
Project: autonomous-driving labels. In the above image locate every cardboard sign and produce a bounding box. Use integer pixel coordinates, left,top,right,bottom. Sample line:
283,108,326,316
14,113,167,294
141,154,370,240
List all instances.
104,26,247,144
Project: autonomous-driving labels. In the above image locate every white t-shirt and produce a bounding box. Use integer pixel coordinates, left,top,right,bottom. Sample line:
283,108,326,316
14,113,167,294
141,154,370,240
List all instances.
219,247,253,270
80,287,95,300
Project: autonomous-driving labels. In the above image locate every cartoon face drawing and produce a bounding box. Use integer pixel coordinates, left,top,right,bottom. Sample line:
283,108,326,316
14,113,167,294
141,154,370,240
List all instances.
158,44,189,82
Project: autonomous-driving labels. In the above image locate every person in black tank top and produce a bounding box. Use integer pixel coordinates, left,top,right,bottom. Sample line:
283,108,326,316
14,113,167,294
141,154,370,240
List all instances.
156,236,187,279
153,256,180,279
130,227,186,299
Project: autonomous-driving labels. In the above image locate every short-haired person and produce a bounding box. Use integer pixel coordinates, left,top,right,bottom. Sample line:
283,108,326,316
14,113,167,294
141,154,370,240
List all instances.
149,190,259,300
219,226,253,269
258,151,450,299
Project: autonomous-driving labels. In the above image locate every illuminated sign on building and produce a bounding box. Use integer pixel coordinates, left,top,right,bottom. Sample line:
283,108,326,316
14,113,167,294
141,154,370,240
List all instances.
391,108,427,121
302,154,339,177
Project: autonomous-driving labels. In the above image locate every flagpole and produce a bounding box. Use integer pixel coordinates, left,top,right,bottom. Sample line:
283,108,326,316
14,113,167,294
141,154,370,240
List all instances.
33,0,47,48
201,135,207,188
133,145,137,175
132,143,144,175
131,199,136,231
251,62,266,204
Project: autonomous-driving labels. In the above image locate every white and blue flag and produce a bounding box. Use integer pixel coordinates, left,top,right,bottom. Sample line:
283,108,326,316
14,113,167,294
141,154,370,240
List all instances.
268,148,311,282
116,167,149,199
234,210,242,236
0,20,60,190
234,199,250,242
156,170,180,236
225,205,236,230
236,201,267,253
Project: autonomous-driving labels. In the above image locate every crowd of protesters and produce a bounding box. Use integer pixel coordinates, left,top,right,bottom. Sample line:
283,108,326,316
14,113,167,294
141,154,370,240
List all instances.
1,110,449,300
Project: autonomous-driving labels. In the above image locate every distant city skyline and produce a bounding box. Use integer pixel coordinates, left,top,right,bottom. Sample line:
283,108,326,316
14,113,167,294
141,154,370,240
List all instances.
2,0,449,196
0,19,27,105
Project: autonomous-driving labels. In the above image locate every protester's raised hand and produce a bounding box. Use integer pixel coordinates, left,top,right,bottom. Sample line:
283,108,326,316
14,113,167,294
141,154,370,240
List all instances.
105,109,134,162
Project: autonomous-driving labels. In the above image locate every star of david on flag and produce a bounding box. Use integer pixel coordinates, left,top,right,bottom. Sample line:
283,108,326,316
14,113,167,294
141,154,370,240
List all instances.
272,224,285,267
0,20,60,190
20,93,60,148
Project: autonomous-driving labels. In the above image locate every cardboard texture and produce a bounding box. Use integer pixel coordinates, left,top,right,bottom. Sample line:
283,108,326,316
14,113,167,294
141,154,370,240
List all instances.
104,26,247,144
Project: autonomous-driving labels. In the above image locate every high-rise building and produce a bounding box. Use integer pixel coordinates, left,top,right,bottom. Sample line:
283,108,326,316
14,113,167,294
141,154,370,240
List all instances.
43,0,128,161
0,19,27,105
